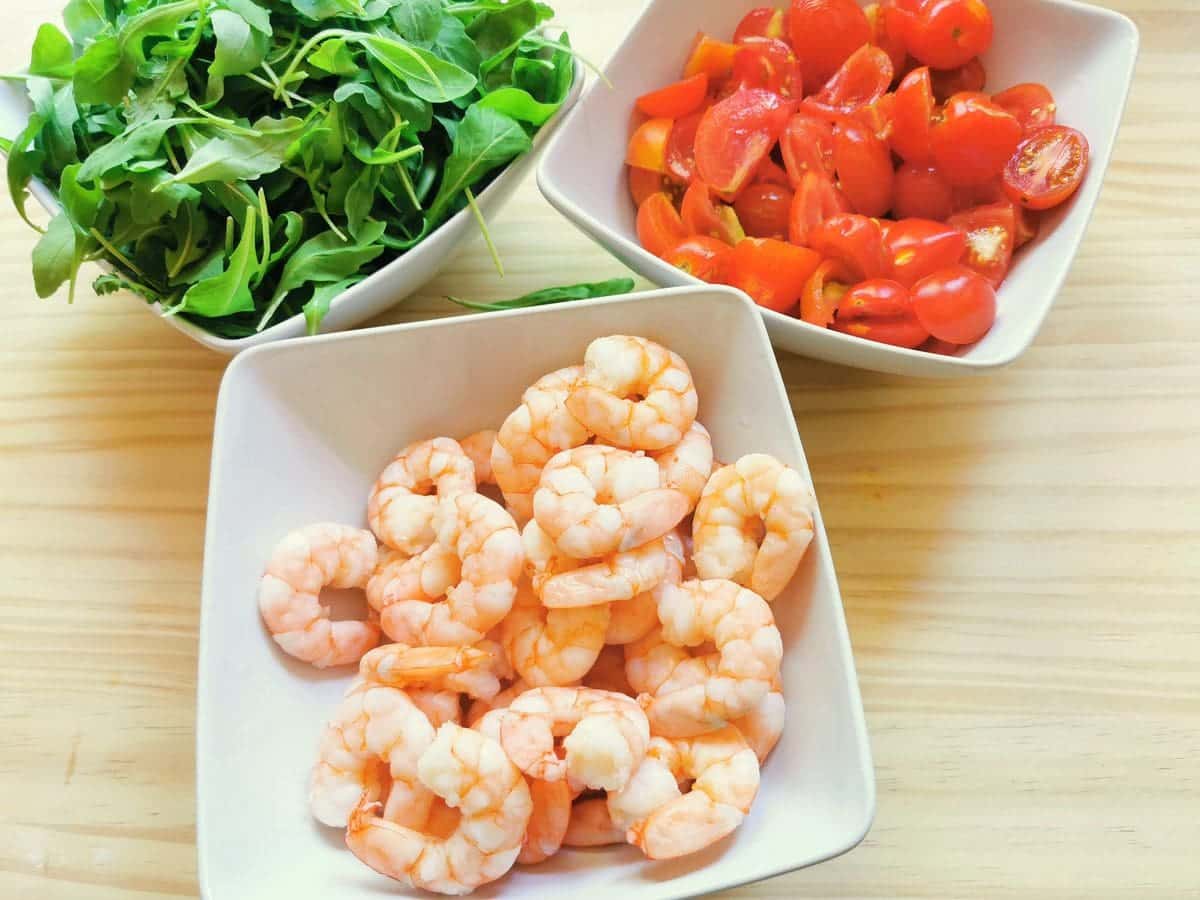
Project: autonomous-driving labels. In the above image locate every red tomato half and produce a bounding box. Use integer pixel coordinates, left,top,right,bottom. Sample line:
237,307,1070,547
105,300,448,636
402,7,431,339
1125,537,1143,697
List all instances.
636,74,709,119
685,34,741,81
1002,125,1090,211
809,212,890,279
788,170,851,246
833,278,930,348
854,92,896,142
991,82,1057,134
893,162,955,220
908,0,993,70
951,177,1006,212
626,118,673,173
637,193,688,259
891,67,934,163
664,109,705,185
911,265,997,344
885,218,968,286
781,114,836,185
946,201,1015,286
732,37,805,99
865,2,908,74
931,92,1022,186
681,181,746,245
695,89,796,195
664,235,735,281
929,56,986,102
727,238,822,313
789,0,872,88
754,157,792,187
735,7,789,43
629,166,673,208
804,45,894,117
735,182,795,238
833,119,894,217
798,257,856,326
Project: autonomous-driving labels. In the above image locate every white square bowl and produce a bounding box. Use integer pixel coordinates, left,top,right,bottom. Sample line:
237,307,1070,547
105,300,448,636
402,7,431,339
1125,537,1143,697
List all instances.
197,286,874,898
538,0,1138,377
0,61,582,355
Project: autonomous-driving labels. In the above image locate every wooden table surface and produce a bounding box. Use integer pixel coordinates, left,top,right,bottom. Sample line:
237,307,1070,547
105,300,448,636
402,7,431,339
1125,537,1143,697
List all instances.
1,1,1197,897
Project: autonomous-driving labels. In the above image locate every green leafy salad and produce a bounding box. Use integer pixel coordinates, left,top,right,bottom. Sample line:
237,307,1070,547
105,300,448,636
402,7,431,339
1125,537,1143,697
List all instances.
1,0,577,337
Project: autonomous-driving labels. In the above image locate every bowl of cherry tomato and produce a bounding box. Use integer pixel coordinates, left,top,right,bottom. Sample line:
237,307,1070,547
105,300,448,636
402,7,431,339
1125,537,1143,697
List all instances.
538,0,1138,376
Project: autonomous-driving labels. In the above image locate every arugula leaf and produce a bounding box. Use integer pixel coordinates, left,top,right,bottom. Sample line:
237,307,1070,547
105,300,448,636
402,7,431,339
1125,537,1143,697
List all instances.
179,207,260,317
75,118,189,182
6,114,48,230
290,0,369,20
164,117,304,185
447,278,636,311
210,9,270,79
359,35,477,103
309,38,358,75
29,24,75,79
32,212,78,298
390,0,442,45
63,0,111,44
303,276,363,334
477,87,560,125
221,0,273,34
427,105,530,225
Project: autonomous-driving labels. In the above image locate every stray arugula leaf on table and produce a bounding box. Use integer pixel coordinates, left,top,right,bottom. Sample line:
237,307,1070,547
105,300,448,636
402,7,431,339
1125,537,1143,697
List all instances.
447,278,636,311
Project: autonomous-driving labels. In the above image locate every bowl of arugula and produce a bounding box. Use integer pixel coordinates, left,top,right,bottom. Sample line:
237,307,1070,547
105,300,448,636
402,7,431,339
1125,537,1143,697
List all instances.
0,0,583,353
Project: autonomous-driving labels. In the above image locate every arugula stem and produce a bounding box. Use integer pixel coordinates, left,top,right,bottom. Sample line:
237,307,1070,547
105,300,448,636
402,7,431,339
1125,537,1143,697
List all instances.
88,229,162,292
178,100,263,136
275,29,353,101
464,187,503,277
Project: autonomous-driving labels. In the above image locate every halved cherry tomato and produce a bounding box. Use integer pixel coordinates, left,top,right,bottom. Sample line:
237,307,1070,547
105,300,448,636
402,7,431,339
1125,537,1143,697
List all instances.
865,3,908,74
804,45,894,117
884,218,968,286
930,56,986,102
789,0,873,88
833,278,930,348
664,109,705,185
808,212,890,279
911,265,996,344
626,118,673,173
799,257,856,325
921,336,965,356
992,82,1057,134
891,67,934,163
735,7,789,43
695,89,796,195
951,177,1005,211
946,200,1015,286
735,182,795,238
685,34,741,81
833,119,894,217
908,0,993,70
1002,125,1089,211
681,181,746,245
726,238,822,313
636,74,709,119
754,157,792,187
637,193,689,259
931,92,1022,186
629,166,673,208
781,114,836,185
732,37,805,99
853,92,896,142
894,162,955,220
664,235,735,281
789,170,851,245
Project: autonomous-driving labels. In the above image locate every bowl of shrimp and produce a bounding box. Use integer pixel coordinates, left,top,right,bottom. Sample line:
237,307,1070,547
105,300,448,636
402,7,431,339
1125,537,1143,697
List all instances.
197,286,875,898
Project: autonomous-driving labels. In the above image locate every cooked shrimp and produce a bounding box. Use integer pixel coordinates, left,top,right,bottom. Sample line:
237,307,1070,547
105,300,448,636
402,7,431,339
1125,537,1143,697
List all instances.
540,531,681,609
258,523,380,669
407,690,463,727
367,438,476,555
583,644,635,696
563,797,625,848
534,445,689,559
613,727,760,860
630,579,783,737
565,335,698,451
522,518,583,597
499,686,650,791
381,494,523,646
693,455,816,602
358,643,502,703
601,530,684,645
730,677,785,763
459,429,498,485
501,580,610,687
346,722,532,896
652,422,714,510
465,678,530,728
309,683,435,828
492,366,591,523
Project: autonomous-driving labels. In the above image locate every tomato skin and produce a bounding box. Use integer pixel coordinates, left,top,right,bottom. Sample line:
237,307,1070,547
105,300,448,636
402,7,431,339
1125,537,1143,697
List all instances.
799,258,857,326
853,92,896,142
789,0,873,88
865,3,908,74
727,238,822,313
664,235,735,281
931,92,1022,186
833,119,894,217
735,7,789,43
781,114,836,185
663,110,704,185
681,181,746,245
695,89,795,196
885,218,968,287
951,177,1005,212
804,45,894,117
911,265,997,344
908,0,993,70
992,82,1057,134
809,213,890,279
893,162,955,220
732,37,805,99
735,182,795,238
929,56,986,102
629,166,672,208
891,67,934,163
1002,125,1090,211
637,193,689,259
637,74,709,119
1010,200,1040,248
626,118,673,173
833,278,930,348
685,34,741,80
754,157,792,187
788,170,851,246
946,201,1015,286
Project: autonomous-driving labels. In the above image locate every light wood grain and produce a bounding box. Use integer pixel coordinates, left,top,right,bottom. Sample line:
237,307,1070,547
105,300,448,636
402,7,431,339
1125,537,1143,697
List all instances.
1,1,1197,897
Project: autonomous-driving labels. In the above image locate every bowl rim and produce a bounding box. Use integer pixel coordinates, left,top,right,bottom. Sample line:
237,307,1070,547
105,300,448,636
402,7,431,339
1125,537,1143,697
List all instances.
196,285,877,897
536,0,1140,374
